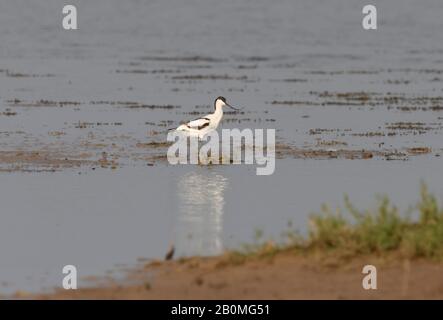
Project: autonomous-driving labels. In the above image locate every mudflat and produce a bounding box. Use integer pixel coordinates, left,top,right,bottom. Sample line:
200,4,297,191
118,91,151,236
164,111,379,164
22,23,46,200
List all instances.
34,251,443,300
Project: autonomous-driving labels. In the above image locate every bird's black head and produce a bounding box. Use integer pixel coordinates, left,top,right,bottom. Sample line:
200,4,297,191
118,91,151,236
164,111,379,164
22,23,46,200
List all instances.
214,96,241,111
215,96,226,103
214,96,227,109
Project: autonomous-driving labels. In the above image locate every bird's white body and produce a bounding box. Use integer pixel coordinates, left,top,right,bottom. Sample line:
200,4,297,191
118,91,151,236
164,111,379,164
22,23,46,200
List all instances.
175,97,233,139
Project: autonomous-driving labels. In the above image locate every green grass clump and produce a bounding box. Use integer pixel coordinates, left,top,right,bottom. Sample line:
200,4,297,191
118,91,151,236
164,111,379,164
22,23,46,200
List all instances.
308,184,443,259
229,184,443,262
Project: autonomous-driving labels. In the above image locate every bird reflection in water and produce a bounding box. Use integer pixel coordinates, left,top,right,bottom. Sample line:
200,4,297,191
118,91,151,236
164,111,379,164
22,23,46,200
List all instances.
175,171,228,257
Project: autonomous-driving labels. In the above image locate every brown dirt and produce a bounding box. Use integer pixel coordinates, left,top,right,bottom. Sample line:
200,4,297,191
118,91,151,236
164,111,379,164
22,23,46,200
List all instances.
0,150,98,172
34,251,443,300
0,140,436,172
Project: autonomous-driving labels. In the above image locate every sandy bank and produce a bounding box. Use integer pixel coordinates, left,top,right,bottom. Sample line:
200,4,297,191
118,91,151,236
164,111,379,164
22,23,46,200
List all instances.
35,250,443,300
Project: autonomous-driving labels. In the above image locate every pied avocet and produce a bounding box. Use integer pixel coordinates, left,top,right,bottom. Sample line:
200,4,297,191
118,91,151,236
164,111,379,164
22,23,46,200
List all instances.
175,96,240,139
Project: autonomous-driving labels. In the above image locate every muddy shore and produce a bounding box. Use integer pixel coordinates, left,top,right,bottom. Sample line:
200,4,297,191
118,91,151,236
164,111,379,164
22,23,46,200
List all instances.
30,251,443,300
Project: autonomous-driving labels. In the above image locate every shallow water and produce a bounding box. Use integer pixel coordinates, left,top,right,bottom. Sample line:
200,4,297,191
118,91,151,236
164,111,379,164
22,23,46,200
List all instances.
0,0,443,294
1,159,442,293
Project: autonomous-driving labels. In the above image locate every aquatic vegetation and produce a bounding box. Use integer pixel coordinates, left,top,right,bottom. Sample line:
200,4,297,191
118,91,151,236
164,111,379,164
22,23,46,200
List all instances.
308,184,443,258
231,184,443,262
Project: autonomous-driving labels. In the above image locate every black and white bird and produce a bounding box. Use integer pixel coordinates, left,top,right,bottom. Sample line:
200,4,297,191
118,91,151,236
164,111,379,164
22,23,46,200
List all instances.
175,96,240,139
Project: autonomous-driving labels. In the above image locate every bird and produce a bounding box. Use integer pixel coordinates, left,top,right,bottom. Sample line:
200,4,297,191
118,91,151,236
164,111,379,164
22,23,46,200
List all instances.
164,244,175,261
175,96,240,139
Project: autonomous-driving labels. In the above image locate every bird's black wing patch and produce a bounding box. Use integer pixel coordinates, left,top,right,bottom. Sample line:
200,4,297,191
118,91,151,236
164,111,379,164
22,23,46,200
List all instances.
186,117,211,130
197,122,210,130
